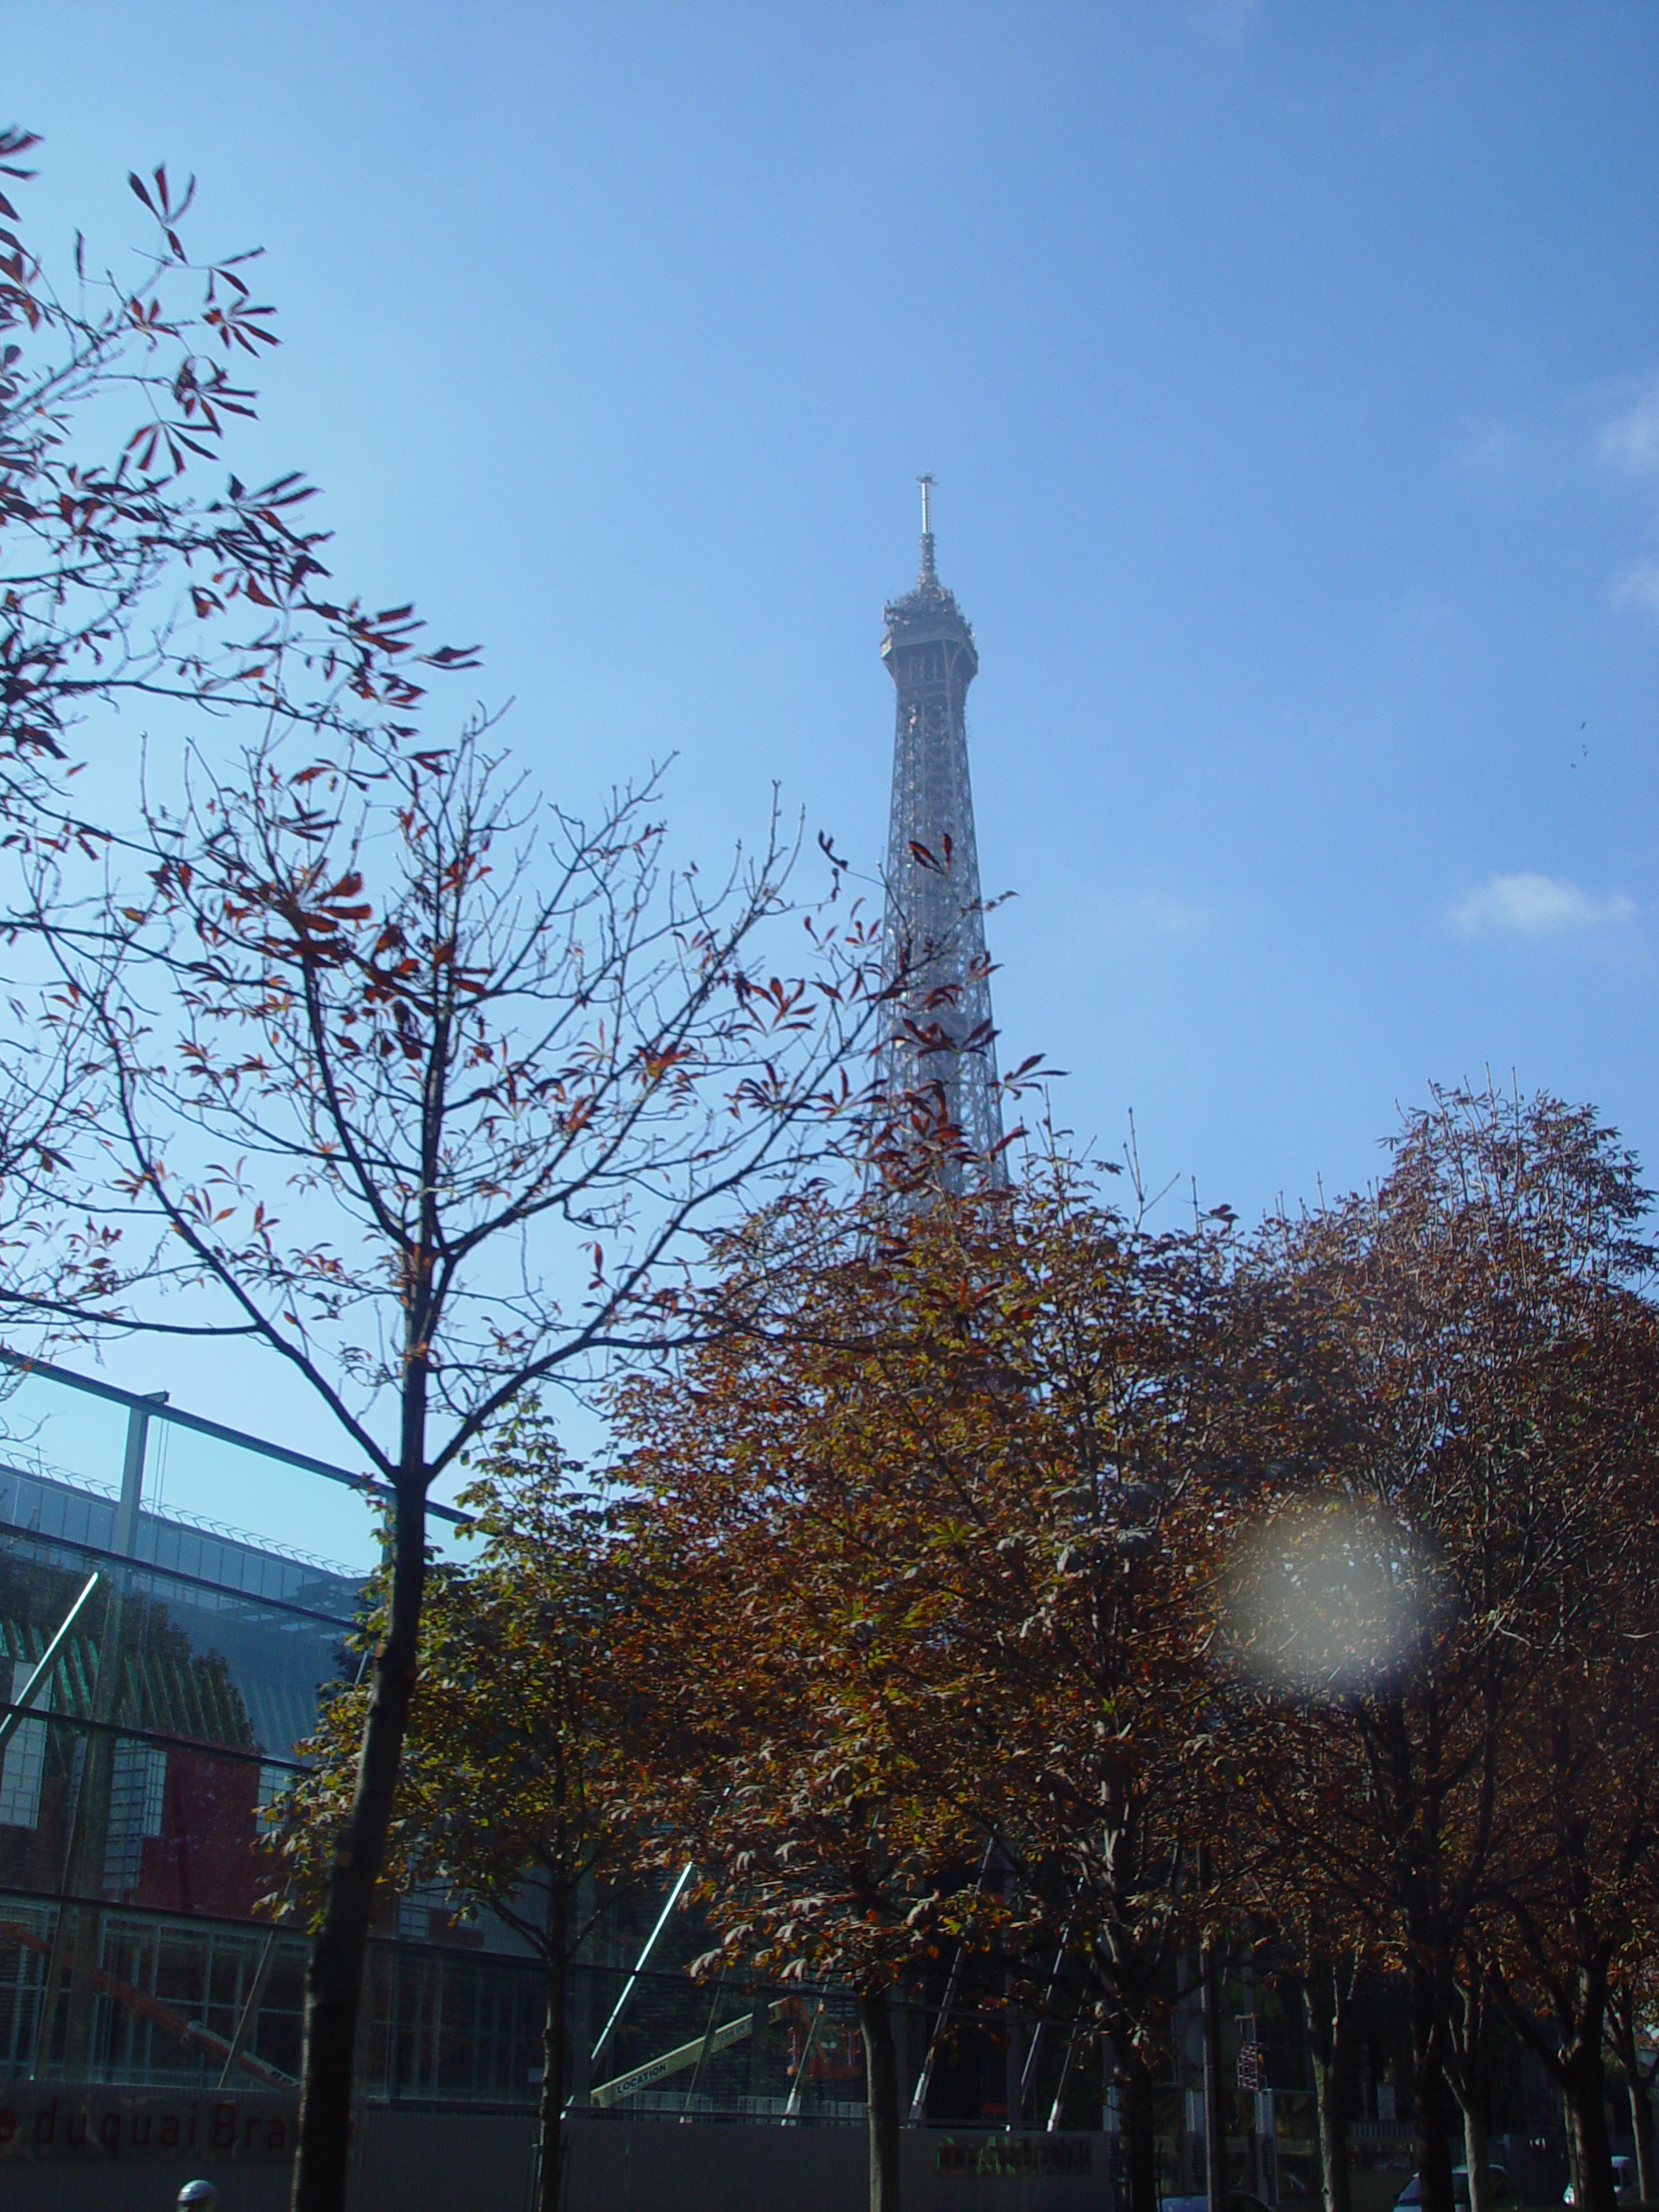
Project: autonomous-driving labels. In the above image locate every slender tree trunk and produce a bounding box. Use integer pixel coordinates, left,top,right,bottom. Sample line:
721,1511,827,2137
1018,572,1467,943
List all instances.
1567,2099,1584,2212
538,1886,569,2212
1318,2057,1354,2212
1448,1975,1494,2212
1626,2074,1655,2206
860,1984,901,2212
1462,2101,1491,2212
291,1468,429,2212
1408,1955,1458,2212
1492,1966,1617,2212
1606,1994,1656,2206
1563,2031,1617,2212
1119,2040,1161,2212
1554,1958,1618,2212
1305,1959,1353,2212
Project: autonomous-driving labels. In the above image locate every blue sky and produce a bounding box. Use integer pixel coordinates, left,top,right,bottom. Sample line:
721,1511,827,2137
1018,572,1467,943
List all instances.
5,2,1657,1554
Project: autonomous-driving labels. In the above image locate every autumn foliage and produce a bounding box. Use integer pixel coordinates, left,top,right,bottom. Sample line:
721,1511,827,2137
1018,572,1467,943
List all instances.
610,1156,1243,2212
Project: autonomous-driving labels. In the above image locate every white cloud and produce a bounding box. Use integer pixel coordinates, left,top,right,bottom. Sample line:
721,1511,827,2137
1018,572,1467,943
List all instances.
1612,558,1659,618
1449,873,1637,940
1599,379,1659,477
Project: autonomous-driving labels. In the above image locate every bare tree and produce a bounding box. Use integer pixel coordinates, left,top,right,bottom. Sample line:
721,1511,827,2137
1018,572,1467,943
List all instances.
1,119,479,1342
35,715,889,2212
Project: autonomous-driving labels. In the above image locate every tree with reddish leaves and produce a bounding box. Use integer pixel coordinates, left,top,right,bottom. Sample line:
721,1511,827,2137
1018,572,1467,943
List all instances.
0,124,482,1359
1478,1414,1659,2212
1,127,474,849
614,1192,1005,2212
938,1181,1243,2212
1223,1086,1659,2212
32,709,893,2212
614,1153,1240,2212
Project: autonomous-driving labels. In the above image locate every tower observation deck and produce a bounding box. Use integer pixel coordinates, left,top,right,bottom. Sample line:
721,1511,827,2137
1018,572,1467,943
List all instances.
878,480,1006,1188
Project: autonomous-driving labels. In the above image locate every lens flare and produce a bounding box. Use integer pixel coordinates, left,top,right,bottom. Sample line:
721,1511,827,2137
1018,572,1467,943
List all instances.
1223,1498,1440,1700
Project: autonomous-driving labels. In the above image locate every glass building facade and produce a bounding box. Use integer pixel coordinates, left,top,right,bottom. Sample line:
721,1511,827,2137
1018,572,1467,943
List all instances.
0,1364,928,2126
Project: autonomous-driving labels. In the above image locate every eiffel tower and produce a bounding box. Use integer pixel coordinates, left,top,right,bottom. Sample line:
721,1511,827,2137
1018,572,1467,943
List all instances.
877,478,1006,1189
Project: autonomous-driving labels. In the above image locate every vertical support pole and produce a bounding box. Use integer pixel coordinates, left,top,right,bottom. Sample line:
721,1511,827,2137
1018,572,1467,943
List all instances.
112,1395,163,1560
784,1999,826,2122
353,1935,379,2105
1003,1858,1021,2130
748,1990,772,2111
29,1900,69,2079
427,1953,444,2095
387,1939,404,2101
1243,1952,1269,2202
682,1975,725,2119
569,1871,595,2112
41,1394,166,2080
219,1931,281,2088
1255,2088,1278,2203
1202,1936,1228,2212
1046,2017,1084,2133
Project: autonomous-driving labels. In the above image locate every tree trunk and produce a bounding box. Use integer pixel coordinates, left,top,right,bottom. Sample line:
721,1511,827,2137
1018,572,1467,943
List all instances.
1563,2033,1617,2212
1448,1974,1494,2212
860,1985,901,2212
1408,1956,1457,2212
537,1894,569,2212
291,1471,429,2212
1119,2041,1162,2212
1567,2098,1583,2212
1492,1964,1617,2212
1305,1960,1353,2212
1607,1994,1656,2207
1627,2074,1655,2206
1461,2101,1491,2212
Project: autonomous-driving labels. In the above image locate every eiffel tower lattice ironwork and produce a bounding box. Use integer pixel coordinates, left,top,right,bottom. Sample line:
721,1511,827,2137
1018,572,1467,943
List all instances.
878,478,1006,1189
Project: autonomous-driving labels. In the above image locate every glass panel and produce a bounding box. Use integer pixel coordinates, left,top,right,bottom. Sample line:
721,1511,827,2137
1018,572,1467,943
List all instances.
0,1363,381,1576
0,1541,355,1765
0,1714,291,1921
